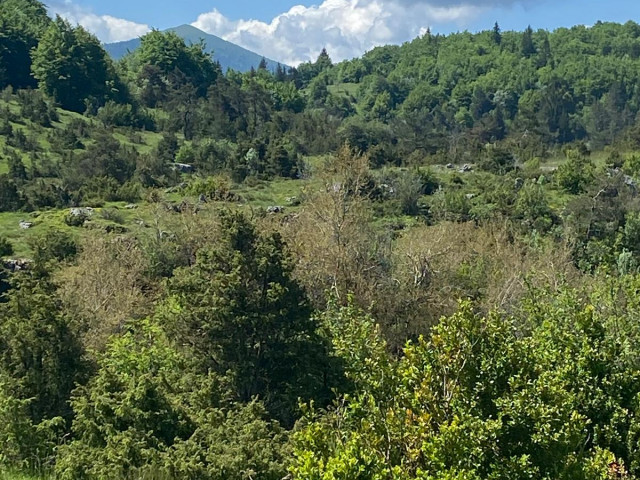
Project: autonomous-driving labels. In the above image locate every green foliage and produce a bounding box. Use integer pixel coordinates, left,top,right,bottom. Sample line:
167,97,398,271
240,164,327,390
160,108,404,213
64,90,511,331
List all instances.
0,0,50,89
166,211,336,425
624,154,640,178
31,17,121,112
292,296,640,479
7,153,27,181
176,138,236,175
0,174,24,212
185,175,236,201
556,150,595,194
17,89,56,127
56,318,289,480
0,276,83,421
63,212,88,227
55,318,193,479
29,230,77,265
96,101,154,129
163,401,289,480
0,276,83,472
514,180,555,232
0,236,13,256
8,14,640,479
64,132,138,189
0,379,65,474
131,30,219,107
477,144,515,175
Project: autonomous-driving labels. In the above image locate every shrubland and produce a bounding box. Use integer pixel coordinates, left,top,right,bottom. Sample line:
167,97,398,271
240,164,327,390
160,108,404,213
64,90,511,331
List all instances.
4,1,640,477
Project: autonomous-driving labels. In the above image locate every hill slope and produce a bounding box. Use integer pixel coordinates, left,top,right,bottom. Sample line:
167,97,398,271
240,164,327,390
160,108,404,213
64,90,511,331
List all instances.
105,24,286,72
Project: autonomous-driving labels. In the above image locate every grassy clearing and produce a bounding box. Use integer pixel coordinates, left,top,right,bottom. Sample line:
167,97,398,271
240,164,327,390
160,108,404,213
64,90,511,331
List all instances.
0,173,311,259
0,98,165,176
234,177,309,208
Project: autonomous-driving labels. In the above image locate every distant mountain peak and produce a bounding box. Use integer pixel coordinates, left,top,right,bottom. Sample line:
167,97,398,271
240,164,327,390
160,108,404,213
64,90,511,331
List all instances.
172,24,205,34
104,25,286,73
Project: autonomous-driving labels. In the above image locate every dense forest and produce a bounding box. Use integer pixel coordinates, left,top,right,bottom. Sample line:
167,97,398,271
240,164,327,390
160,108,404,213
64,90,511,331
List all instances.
5,0,640,478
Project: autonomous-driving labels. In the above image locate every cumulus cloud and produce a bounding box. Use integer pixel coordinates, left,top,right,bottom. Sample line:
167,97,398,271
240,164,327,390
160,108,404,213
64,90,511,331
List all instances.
48,1,150,43
191,0,516,66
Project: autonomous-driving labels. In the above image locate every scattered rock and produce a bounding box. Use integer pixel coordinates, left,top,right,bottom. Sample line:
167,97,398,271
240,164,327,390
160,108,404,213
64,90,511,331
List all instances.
267,206,285,214
69,207,94,217
465,193,476,200
165,200,194,214
3,259,31,271
19,221,33,229
460,164,472,173
172,163,195,174
379,183,396,195
125,204,138,209
446,163,454,169
624,175,637,189
286,196,300,206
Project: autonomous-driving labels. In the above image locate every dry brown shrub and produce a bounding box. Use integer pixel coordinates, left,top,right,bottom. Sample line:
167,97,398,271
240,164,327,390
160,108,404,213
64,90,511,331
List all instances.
283,146,393,309
273,145,580,347
287,190,578,348
392,221,579,321
57,234,153,354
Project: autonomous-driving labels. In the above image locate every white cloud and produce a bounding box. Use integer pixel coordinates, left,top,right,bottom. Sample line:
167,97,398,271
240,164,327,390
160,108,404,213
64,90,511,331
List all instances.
192,0,489,66
48,1,150,43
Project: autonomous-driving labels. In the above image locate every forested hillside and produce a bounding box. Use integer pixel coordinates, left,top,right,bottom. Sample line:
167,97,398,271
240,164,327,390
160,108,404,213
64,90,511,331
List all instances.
4,0,640,478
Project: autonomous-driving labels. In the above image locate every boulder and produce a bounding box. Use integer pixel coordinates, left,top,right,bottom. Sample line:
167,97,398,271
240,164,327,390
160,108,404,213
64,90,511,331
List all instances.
172,163,195,174
3,259,31,271
69,207,94,217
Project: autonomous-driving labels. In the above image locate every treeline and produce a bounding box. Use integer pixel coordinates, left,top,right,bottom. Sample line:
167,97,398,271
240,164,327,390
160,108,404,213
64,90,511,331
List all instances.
4,0,640,209
328,21,640,160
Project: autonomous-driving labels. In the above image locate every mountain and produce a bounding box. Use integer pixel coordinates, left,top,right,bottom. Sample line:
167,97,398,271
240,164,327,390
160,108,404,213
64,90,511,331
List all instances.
104,24,287,72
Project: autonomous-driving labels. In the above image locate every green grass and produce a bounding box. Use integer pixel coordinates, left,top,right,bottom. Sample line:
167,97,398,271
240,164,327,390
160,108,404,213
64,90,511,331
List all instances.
6,89,640,262
0,209,80,258
234,177,309,208
0,172,311,260
0,470,51,480
0,96,165,176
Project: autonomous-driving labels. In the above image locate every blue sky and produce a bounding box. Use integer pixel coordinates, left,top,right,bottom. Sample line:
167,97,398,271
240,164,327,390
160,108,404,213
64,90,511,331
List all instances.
49,0,640,65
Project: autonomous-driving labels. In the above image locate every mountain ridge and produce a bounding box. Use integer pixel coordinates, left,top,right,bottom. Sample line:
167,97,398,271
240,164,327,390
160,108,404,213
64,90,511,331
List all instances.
104,24,287,73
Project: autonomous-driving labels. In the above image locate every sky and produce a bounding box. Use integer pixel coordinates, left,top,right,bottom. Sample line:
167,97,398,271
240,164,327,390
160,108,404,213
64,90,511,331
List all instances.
47,0,640,66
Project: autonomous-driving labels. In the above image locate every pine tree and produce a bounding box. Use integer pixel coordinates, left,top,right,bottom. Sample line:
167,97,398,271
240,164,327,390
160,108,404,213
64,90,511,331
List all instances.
492,21,502,45
315,47,333,71
521,25,537,57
